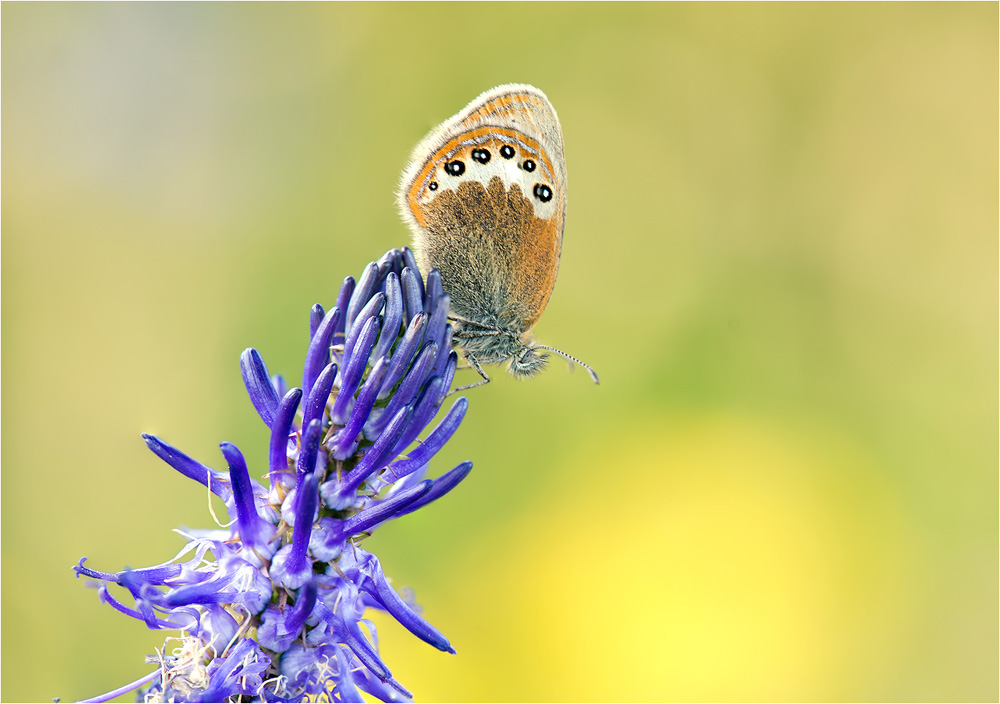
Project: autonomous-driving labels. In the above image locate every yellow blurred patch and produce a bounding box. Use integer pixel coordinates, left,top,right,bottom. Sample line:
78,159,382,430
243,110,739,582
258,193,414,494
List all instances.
375,413,917,701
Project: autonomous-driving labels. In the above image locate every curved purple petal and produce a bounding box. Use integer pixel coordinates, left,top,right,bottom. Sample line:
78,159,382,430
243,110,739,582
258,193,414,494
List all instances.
220,442,271,552
395,460,473,516
371,272,403,362
387,396,468,480
269,388,302,489
302,307,341,401
346,262,378,333
142,434,232,502
400,266,424,326
302,362,336,432
377,312,426,400
241,348,280,428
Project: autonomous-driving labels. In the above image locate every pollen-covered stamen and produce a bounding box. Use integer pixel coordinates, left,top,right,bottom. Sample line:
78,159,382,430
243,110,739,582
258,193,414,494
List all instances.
151,634,216,699
269,388,302,489
221,442,272,553
302,307,341,401
271,472,320,591
188,637,270,703
240,348,281,428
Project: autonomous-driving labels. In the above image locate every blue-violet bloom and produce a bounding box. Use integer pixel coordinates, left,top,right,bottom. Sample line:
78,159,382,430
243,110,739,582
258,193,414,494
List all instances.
75,248,471,703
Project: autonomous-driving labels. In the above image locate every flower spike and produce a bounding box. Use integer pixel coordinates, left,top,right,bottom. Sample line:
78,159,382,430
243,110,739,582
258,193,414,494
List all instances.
76,249,472,702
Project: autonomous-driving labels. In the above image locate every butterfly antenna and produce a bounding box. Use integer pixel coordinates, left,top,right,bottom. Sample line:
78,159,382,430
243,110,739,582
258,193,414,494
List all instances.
536,345,600,385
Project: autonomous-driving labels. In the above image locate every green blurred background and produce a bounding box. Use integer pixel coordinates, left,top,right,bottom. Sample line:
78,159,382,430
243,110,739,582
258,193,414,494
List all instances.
3,3,996,702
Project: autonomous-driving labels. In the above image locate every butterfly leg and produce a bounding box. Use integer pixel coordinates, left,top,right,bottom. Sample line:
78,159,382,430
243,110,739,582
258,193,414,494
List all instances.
448,355,491,394
452,329,503,340
448,316,500,332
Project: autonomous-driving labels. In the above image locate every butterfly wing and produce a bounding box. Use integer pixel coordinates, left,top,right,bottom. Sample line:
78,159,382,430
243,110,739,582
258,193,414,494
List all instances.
398,84,567,334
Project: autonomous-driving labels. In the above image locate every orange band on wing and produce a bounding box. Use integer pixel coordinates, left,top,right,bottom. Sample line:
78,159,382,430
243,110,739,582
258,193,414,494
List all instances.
462,92,549,124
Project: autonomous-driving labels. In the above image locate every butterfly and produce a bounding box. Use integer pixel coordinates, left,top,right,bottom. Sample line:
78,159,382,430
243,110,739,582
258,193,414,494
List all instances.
398,84,598,391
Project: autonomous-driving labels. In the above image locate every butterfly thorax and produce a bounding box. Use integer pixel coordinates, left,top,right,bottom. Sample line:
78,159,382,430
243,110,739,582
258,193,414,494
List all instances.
451,319,549,379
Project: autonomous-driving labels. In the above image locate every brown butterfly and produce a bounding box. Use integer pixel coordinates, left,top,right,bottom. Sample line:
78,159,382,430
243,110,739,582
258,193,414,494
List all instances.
398,84,599,391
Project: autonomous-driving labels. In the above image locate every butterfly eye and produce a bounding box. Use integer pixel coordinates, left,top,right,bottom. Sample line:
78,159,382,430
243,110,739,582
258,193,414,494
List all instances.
471,149,491,164
533,183,553,203
522,159,536,173
500,145,515,159
429,182,438,191
445,160,465,176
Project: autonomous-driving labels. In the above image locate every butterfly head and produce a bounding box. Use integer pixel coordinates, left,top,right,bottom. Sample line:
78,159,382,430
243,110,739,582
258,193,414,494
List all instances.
509,343,550,379
453,322,548,380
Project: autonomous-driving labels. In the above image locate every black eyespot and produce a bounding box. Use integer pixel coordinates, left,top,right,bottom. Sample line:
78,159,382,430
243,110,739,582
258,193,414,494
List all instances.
522,159,536,173
429,181,438,191
445,160,465,176
533,183,553,203
471,148,491,164
500,145,515,159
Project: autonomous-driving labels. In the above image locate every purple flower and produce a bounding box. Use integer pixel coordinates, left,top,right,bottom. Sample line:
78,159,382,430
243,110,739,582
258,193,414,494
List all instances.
74,248,472,703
